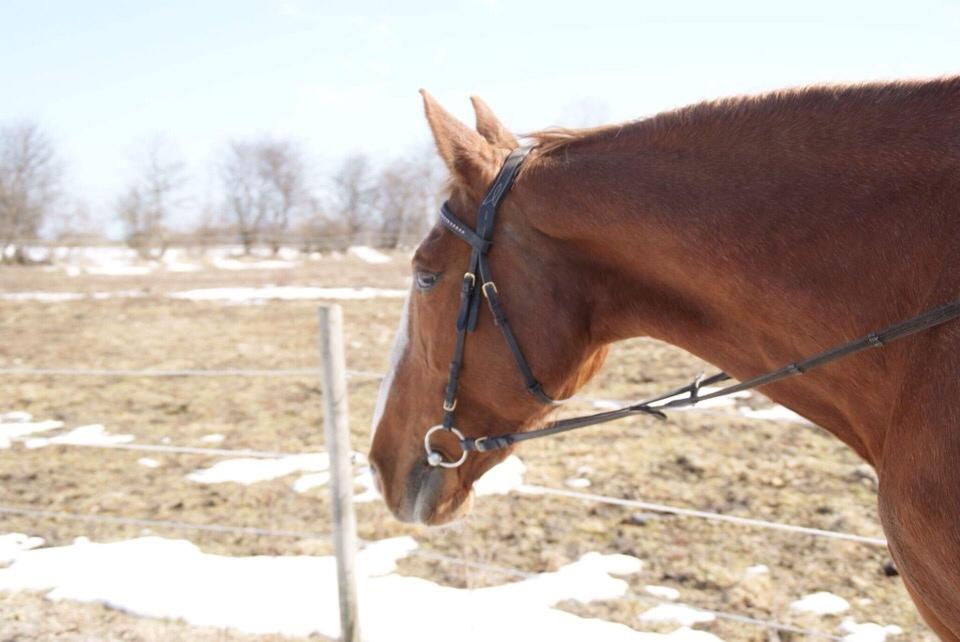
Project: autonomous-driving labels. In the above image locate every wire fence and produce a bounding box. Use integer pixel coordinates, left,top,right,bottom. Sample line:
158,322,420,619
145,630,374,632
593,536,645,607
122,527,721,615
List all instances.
0,350,895,638
4,431,887,548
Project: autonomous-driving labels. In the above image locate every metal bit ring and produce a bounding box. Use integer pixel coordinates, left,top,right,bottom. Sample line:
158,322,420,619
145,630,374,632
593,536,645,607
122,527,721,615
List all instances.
424,425,468,468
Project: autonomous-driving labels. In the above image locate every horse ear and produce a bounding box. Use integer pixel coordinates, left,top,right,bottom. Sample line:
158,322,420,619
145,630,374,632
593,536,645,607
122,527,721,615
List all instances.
470,95,517,149
420,89,498,195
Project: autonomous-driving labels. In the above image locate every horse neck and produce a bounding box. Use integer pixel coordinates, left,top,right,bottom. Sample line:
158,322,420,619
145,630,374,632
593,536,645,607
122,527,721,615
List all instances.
523,90,960,464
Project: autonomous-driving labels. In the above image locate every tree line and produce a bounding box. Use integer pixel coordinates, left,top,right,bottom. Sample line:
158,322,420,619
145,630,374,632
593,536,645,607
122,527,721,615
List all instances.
0,121,444,263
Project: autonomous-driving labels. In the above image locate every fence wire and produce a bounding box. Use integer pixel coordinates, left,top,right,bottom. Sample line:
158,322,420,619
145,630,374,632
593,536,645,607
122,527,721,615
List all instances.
520,485,887,546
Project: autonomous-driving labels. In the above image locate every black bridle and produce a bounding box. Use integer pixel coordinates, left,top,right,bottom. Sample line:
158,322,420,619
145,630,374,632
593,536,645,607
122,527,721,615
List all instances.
424,145,960,468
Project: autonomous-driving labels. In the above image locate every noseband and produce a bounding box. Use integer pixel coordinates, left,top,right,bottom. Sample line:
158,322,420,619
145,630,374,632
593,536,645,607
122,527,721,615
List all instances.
424,146,960,468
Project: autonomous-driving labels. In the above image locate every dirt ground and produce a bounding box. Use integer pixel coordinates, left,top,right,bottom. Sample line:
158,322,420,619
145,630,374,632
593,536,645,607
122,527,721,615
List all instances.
0,253,931,641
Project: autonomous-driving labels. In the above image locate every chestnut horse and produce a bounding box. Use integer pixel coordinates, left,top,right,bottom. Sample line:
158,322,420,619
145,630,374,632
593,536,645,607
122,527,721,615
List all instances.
369,77,960,638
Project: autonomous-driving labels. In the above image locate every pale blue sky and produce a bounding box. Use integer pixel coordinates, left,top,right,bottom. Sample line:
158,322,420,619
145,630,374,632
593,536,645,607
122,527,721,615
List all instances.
3,0,959,227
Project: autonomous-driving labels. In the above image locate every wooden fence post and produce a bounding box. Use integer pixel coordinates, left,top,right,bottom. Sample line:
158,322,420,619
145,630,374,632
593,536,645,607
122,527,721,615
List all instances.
317,304,360,642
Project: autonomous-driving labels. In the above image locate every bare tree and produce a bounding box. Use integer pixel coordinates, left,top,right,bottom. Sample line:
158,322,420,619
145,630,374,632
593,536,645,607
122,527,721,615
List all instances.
219,139,308,255
295,195,349,252
116,137,185,259
375,148,444,248
53,200,103,243
0,122,62,264
328,154,377,243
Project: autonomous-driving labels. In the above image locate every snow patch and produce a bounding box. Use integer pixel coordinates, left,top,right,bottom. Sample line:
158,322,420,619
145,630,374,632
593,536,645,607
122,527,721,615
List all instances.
347,246,390,264
0,535,712,641
838,618,903,642
200,433,225,443
565,477,592,489
211,257,297,271
0,534,44,564
0,290,145,302
85,264,153,276
24,424,134,449
0,413,64,449
138,458,160,469
185,453,382,504
291,471,330,493
168,286,406,303
0,411,33,423
639,603,716,626
789,591,850,615
740,405,811,425
187,454,328,485
473,455,526,495
644,585,680,601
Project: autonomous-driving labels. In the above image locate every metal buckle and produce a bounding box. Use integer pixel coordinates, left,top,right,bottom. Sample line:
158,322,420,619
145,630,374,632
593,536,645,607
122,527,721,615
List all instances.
443,398,457,412
424,425,468,468
463,272,476,287
473,436,488,452
481,281,498,298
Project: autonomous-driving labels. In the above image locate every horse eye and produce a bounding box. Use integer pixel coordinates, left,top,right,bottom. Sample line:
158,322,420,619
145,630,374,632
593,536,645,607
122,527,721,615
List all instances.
415,271,439,291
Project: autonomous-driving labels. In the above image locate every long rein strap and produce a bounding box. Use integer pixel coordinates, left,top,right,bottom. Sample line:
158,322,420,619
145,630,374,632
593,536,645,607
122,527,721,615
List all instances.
462,298,960,453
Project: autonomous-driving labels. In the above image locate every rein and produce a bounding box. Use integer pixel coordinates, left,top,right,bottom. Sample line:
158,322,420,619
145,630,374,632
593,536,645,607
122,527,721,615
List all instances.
424,146,960,468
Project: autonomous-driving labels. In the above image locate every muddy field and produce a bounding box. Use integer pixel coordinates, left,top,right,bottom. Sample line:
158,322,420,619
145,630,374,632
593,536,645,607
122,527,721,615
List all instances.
0,252,930,640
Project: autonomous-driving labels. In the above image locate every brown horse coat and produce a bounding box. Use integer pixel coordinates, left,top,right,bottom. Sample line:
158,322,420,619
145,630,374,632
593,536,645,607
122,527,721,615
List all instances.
369,77,960,638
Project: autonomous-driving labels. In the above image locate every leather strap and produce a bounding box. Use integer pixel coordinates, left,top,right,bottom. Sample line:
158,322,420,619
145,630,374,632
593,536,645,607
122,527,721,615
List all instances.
463,297,960,452
438,145,554,437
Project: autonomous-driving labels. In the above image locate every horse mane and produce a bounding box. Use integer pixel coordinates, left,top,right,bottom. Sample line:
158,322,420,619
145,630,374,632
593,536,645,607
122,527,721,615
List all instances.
528,76,960,157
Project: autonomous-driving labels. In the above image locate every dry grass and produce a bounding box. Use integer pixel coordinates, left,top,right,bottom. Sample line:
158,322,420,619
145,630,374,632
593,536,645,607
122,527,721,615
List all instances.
0,254,933,640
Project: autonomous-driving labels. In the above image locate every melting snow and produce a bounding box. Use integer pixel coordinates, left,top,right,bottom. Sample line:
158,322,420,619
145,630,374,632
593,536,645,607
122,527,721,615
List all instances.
24,424,134,449
85,264,153,276
0,534,44,564
168,286,406,303
210,257,297,270
0,412,64,449
188,453,526,505
2,286,407,304
187,454,328,485
789,591,850,615
644,585,680,601
291,471,331,493
0,534,722,641
640,603,716,627
744,564,769,577
1,411,32,423
838,618,903,642
138,458,160,469
347,246,390,264
0,290,145,302
473,455,526,495
200,433,225,443
740,405,811,425
185,452,383,503
565,477,592,489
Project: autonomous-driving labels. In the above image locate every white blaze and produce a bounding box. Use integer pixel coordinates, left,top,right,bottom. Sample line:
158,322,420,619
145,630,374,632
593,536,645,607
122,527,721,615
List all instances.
371,295,411,435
